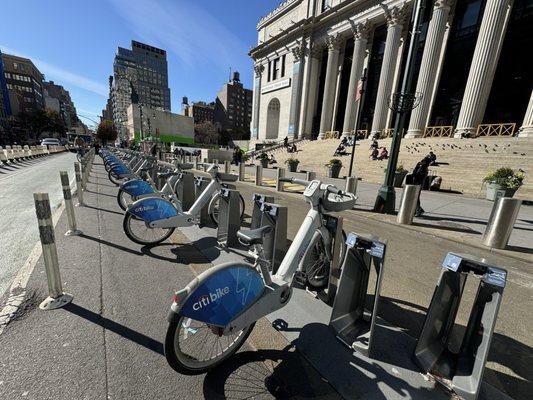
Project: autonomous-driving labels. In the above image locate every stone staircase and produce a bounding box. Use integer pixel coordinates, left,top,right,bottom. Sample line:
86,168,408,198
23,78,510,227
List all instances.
265,137,533,199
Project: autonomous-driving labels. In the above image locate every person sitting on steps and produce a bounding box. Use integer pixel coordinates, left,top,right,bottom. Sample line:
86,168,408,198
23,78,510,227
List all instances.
377,147,388,160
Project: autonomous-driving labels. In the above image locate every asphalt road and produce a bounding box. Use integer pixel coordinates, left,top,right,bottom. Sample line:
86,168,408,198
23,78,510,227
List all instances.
0,152,77,297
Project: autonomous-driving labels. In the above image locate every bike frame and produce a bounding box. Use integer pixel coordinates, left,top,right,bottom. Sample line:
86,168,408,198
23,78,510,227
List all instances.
169,180,343,334
149,170,221,228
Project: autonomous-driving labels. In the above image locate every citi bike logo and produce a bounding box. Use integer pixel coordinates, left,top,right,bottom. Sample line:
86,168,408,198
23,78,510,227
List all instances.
134,205,155,213
193,287,230,310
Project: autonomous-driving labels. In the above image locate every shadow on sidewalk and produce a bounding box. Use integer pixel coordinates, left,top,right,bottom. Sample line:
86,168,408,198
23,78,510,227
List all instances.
82,203,124,216
80,233,143,256
203,346,338,399
83,189,116,198
64,302,163,355
413,221,482,235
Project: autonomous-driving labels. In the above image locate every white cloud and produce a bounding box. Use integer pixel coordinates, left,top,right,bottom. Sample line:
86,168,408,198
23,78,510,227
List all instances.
109,0,248,70
0,45,107,97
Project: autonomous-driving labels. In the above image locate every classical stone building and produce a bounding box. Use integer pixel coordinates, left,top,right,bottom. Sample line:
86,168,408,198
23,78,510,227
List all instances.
249,0,533,143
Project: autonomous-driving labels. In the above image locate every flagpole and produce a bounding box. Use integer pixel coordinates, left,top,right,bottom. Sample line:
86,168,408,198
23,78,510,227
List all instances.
348,68,367,177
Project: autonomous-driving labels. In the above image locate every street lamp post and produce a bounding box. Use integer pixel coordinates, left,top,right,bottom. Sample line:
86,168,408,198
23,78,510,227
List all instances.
374,0,427,214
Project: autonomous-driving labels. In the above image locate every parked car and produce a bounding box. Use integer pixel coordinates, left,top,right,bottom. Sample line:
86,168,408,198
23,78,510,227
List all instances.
41,138,60,147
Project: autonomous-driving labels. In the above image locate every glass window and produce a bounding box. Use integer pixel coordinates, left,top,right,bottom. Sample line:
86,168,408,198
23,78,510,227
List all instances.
460,1,482,29
273,58,280,80
281,55,286,77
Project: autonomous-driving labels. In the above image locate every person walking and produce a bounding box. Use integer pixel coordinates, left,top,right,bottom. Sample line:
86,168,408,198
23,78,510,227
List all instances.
412,156,430,216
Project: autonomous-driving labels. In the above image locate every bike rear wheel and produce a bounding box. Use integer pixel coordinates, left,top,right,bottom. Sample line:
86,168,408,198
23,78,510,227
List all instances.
165,314,255,375
123,213,175,245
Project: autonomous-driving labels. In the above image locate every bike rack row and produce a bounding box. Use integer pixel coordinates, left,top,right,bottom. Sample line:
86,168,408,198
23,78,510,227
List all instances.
33,147,507,400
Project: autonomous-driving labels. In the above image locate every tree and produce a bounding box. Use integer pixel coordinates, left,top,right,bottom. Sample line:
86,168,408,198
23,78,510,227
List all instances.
194,121,219,144
96,120,118,144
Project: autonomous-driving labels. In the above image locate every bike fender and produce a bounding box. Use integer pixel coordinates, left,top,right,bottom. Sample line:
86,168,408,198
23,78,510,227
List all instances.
127,197,178,223
111,164,131,177
177,263,265,327
120,179,155,197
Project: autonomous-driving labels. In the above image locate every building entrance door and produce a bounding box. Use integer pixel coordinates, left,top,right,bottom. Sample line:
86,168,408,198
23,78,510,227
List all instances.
266,98,280,139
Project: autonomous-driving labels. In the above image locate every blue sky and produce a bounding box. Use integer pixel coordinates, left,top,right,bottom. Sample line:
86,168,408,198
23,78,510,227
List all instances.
0,0,280,128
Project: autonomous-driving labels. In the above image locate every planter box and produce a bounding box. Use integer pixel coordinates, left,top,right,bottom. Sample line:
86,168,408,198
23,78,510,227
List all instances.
486,182,518,201
327,164,342,178
394,171,408,188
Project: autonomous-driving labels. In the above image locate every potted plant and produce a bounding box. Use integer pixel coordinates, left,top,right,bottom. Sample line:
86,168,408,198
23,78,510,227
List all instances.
258,152,269,168
383,164,408,188
483,168,524,201
285,157,300,172
326,159,343,178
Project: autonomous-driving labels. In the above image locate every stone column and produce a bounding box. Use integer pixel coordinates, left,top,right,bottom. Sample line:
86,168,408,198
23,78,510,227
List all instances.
518,90,533,137
406,0,453,138
454,0,514,137
370,5,406,137
302,46,322,137
318,34,343,139
342,20,371,136
288,43,306,139
251,63,264,139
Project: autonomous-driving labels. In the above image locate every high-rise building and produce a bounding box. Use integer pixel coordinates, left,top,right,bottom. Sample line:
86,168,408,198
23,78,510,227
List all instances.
183,99,215,125
1,53,44,116
110,40,171,142
43,81,78,128
101,76,114,122
0,48,11,144
214,71,253,139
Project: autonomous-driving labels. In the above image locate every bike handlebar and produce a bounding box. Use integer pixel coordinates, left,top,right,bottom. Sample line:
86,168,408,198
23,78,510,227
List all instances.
326,185,344,196
278,177,310,186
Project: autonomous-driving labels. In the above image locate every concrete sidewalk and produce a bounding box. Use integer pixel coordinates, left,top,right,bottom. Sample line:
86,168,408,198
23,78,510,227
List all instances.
0,159,530,399
226,179,531,400
232,164,533,262
0,161,339,400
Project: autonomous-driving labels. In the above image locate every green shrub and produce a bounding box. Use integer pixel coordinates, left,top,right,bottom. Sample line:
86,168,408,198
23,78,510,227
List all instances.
484,167,524,189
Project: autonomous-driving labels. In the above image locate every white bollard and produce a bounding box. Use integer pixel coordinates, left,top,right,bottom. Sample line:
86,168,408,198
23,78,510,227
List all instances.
33,193,73,310
74,162,84,206
60,171,82,236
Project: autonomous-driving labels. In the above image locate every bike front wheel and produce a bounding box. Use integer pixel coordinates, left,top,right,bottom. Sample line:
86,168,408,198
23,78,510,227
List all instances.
117,189,133,211
165,314,255,375
108,169,122,186
301,230,347,288
123,213,175,245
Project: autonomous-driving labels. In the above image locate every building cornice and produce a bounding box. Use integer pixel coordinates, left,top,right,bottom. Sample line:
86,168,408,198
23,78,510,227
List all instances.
250,0,412,59
257,0,303,30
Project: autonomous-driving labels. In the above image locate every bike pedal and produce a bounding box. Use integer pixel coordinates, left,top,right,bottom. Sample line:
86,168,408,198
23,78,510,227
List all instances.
293,271,307,288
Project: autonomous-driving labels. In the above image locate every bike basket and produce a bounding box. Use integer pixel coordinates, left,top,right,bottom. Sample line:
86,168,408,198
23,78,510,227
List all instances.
322,193,356,212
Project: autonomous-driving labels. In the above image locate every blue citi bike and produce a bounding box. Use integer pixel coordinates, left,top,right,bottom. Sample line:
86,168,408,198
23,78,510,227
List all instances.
163,178,356,374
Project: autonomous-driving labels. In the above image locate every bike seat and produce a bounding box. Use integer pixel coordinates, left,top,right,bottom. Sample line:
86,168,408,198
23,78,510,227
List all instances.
157,171,180,179
216,172,238,182
140,166,152,172
237,226,272,245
